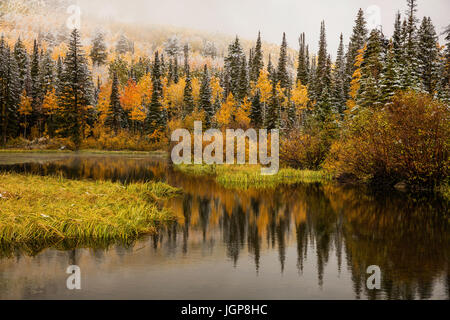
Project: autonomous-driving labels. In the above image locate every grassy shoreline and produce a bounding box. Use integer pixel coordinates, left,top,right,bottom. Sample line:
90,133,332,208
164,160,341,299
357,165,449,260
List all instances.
0,173,181,246
175,164,331,189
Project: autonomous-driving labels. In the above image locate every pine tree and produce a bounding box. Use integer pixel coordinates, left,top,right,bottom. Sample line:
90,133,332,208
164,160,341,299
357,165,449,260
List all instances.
183,43,190,76
267,54,275,84
30,39,42,131
392,11,404,64
265,85,279,130
358,29,383,108
13,37,29,95
116,34,132,54
0,39,20,145
333,34,346,117
224,36,244,97
90,31,107,66
380,42,401,104
277,32,291,91
173,56,179,84
237,54,249,101
105,72,126,134
250,90,262,128
250,31,263,83
296,33,308,86
199,64,213,126
417,17,439,94
145,51,164,132
58,29,93,147
344,9,368,99
401,0,421,89
183,64,194,116
40,50,54,97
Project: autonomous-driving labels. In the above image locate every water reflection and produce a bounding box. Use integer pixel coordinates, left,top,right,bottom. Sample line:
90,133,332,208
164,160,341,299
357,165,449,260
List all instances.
0,154,448,299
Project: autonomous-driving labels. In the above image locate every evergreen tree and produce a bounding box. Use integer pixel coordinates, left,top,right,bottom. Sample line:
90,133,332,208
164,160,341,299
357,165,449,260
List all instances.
30,39,42,130
145,51,165,132
173,56,179,84
296,33,308,86
199,64,213,126
333,33,346,116
401,0,421,89
13,37,29,95
183,64,194,116
392,11,404,64
250,31,263,83
417,17,439,94
277,32,291,91
312,21,332,116
344,9,368,99
224,36,244,97
237,54,249,101
250,90,263,127
183,43,190,76
380,43,401,104
265,85,279,130
105,72,126,134
358,29,384,108
40,50,54,97
58,29,93,147
90,31,107,66
0,39,20,145
116,34,132,54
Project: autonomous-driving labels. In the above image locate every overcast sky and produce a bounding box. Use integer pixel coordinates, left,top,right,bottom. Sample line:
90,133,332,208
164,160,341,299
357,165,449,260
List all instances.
77,0,449,55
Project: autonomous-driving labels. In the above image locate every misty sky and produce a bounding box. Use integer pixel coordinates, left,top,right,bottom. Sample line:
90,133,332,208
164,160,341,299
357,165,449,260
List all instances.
77,0,449,55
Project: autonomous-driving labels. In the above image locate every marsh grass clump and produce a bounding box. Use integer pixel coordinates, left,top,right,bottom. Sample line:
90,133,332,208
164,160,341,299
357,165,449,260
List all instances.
0,173,181,245
175,164,330,189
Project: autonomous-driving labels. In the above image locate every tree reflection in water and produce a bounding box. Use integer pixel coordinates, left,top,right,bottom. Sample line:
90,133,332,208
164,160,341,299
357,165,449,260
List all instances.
0,155,448,299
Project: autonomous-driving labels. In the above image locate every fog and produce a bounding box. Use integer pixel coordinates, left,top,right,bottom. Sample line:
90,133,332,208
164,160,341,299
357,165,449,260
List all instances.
77,0,449,54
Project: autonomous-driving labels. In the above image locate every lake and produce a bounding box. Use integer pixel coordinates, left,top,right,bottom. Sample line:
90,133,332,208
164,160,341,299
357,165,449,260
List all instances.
0,153,448,299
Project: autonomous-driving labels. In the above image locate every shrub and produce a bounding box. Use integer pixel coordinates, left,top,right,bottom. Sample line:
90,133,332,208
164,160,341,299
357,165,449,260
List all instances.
280,117,338,170
324,91,449,188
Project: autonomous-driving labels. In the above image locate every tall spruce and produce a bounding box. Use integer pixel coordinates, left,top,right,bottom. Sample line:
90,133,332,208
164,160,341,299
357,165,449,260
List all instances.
344,9,368,99
380,42,401,104
333,34,346,116
250,31,263,82
105,72,126,134
183,64,195,116
224,36,244,97
13,37,29,94
417,17,439,94
145,51,164,132
250,90,263,128
199,64,213,126
0,39,20,145
30,39,42,130
358,29,384,108
277,32,291,91
90,31,107,66
58,29,93,147
237,54,249,101
296,33,308,85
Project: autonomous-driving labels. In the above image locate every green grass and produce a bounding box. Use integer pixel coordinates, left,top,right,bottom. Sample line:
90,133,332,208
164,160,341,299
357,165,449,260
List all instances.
0,173,181,246
175,164,331,189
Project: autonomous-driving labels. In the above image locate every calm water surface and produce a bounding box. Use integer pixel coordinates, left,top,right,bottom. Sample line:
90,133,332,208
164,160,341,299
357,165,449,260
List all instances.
0,153,448,299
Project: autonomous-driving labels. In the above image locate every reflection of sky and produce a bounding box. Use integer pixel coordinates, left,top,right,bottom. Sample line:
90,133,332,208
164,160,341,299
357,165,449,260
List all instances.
77,0,450,54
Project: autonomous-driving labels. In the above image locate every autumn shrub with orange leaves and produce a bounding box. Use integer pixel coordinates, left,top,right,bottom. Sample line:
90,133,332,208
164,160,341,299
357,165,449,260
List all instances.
82,129,168,151
280,116,338,170
324,91,449,188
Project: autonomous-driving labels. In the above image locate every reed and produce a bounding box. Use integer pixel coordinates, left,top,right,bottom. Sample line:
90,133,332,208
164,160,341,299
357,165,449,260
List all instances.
0,173,181,245
175,164,331,189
